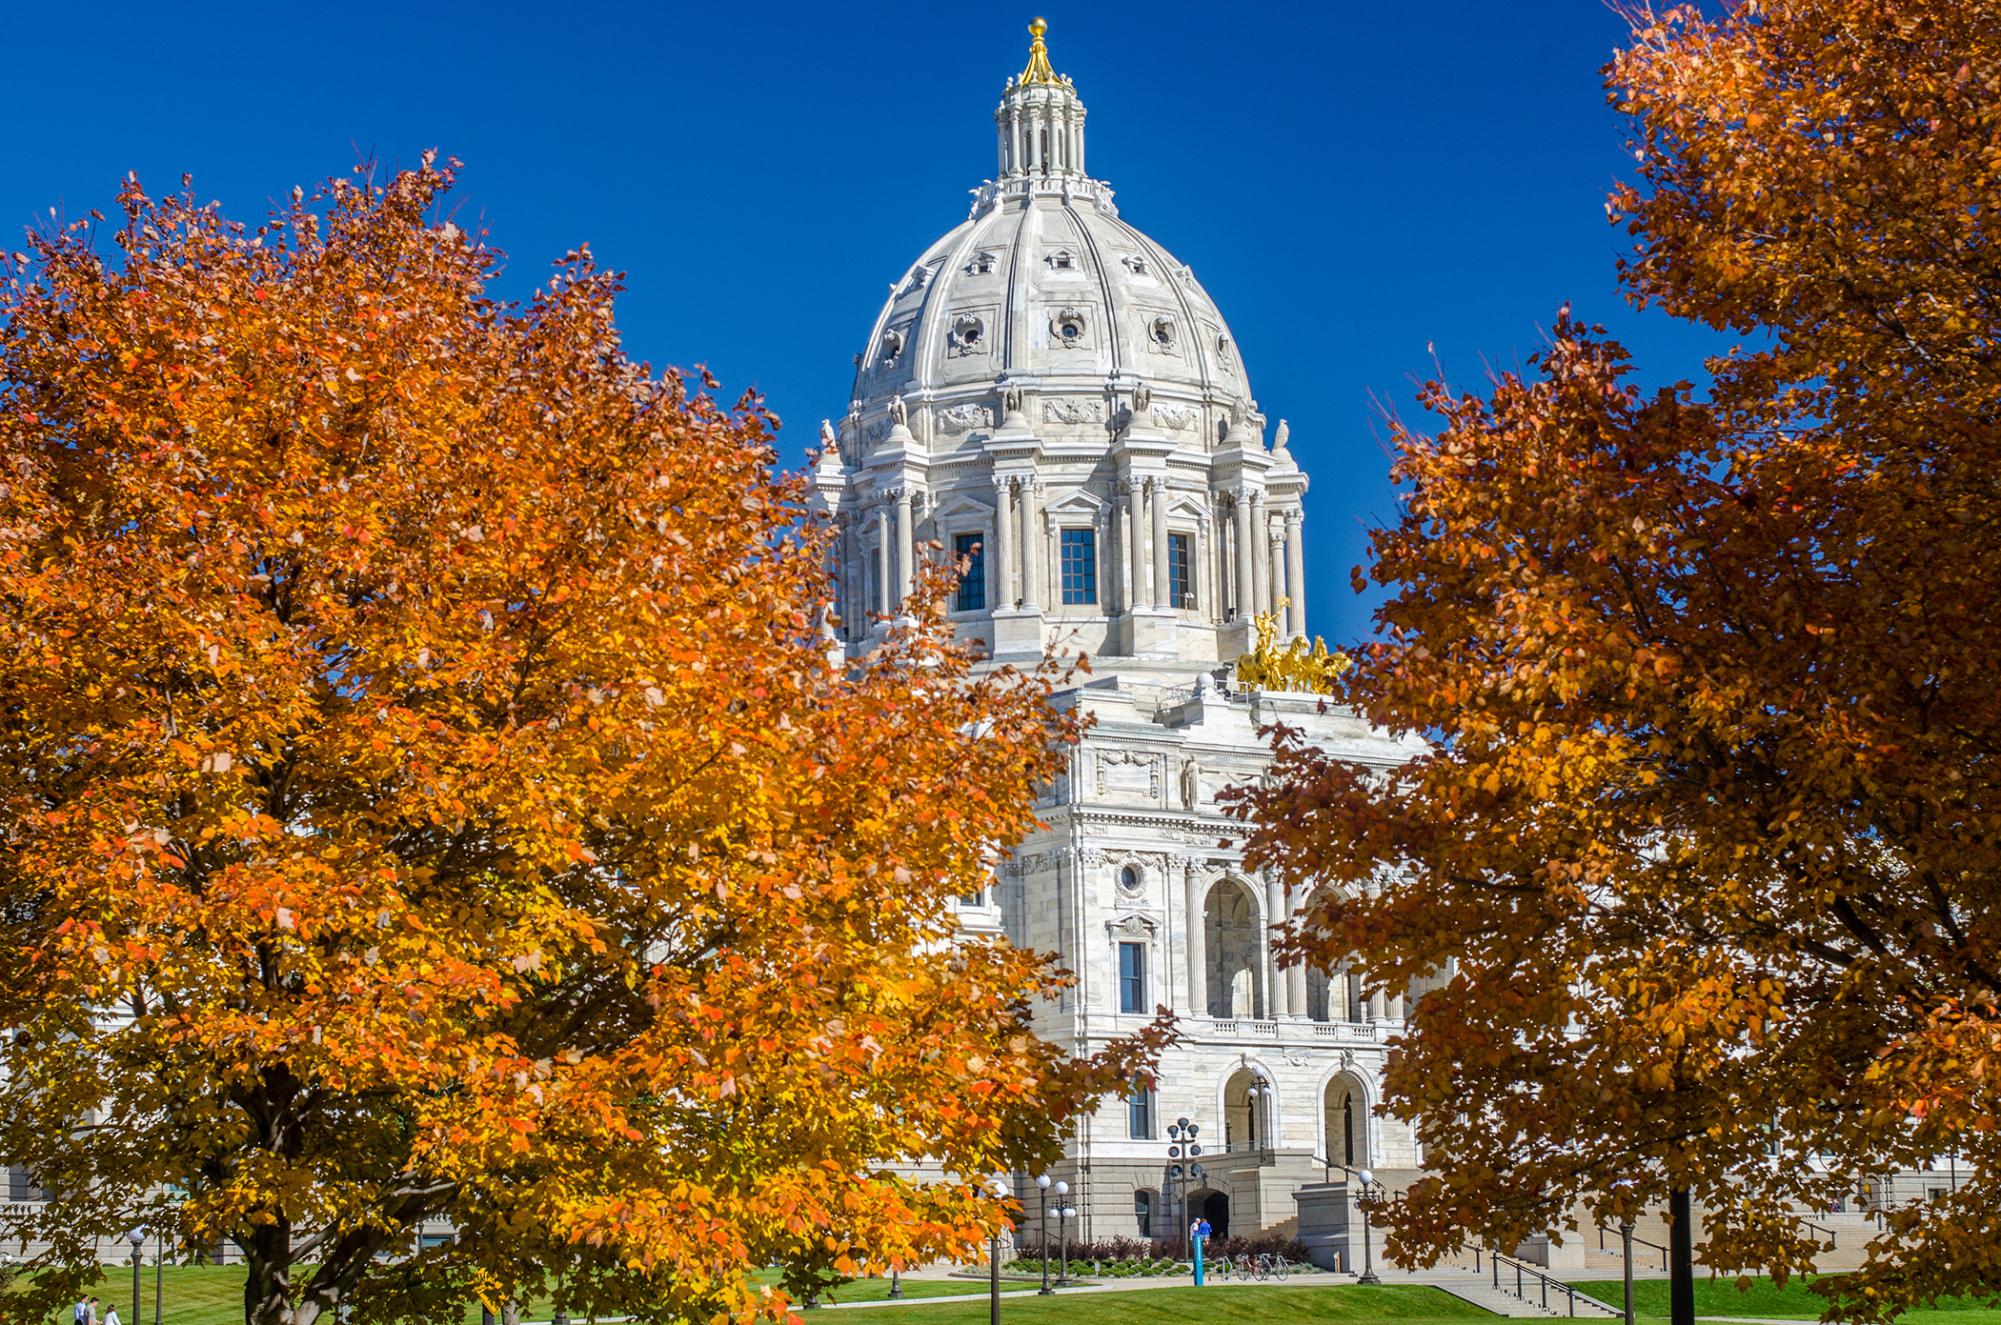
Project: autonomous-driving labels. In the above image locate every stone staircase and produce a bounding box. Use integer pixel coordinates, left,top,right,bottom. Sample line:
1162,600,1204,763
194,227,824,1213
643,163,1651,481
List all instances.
1382,1257,1621,1319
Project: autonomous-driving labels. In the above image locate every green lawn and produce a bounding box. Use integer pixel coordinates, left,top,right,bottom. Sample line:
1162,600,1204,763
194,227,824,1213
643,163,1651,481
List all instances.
827,1284,1491,1324
1569,1275,2001,1325
13,1275,1484,1325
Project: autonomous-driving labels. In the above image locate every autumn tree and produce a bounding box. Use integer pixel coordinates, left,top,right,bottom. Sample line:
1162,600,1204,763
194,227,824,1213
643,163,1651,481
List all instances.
1235,2,2001,1319
0,159,1164,1325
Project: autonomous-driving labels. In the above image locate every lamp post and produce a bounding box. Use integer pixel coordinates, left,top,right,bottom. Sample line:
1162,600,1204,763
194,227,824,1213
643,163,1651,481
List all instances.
1611,1177,1636,1325
125,1227,145,1325
988,1176,1012,1325
1053,1181,1071,1287
889,1267,902,1301
154,1229,164,1325
1166,1118,1203,1255
1035,1175,1053,1294
1355,1169,1381,1285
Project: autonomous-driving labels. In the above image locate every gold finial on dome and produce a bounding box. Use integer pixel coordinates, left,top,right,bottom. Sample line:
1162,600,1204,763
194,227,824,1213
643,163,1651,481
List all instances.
1020,16,1061,86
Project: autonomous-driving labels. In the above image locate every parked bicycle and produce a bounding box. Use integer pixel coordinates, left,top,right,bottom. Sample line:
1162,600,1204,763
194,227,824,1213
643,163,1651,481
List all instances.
1256,1253,1290,1281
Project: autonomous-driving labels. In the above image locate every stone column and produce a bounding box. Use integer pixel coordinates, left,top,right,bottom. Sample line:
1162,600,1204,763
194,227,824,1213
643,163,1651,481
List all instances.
1126,478,1148,610
1265,872,1289,1018
1286,512,1307,638
874,504,892,618
1331,963,1350,1021
1232,492,1255,620
1197,517,1215,620
1184,863,1208,1018
1151,478,1171,610
993,478,1016,608
1270,530,1287,625
1388,991,1407,1022
1250,491,1270,615
895,488,915,605
1019,478,1041,609
1286,886,1309,1016
1370,988,1387,1021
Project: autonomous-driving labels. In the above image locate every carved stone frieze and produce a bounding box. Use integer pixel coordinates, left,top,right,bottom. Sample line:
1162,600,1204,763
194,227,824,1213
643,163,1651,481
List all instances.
936,402,994,434
1043,397,1106,425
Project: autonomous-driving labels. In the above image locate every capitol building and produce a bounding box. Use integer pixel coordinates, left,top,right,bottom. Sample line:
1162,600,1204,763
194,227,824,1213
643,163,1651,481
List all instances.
809,20,1425,1246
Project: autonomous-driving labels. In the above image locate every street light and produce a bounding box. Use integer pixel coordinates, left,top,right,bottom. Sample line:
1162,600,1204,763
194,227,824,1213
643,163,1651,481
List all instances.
1035,1175,1053,1294
1608,1177,1637,1325
125,1227,145,1325
1355,1170,1381,1285
988,1176,1012,1325
1053,1182,1071,1288
1166,1118,1203,1255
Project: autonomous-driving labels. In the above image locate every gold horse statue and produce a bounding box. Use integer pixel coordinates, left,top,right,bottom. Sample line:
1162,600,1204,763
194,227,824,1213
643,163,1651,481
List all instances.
1232,599,1351,695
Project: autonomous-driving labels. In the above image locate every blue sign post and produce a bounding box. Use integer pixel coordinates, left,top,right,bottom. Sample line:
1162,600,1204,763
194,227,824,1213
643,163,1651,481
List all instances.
1193,1231,1205,1286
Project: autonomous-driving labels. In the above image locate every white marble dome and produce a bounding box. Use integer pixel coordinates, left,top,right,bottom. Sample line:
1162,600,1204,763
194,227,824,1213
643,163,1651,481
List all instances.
851,180,1254,426
814,18,1308,667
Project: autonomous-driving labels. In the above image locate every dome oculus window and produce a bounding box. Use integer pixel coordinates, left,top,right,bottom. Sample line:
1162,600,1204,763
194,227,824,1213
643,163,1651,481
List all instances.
879,328,906,364
1149,316,1176,350
1216,333,1233,367
1051,308,1088,346
950,314,986,356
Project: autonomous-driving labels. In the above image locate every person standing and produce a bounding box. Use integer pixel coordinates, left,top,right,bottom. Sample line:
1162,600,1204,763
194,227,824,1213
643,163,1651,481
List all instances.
102,1302,120,1325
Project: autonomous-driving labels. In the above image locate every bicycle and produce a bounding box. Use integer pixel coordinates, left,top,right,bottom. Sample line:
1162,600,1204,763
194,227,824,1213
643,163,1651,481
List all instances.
1256,1253,1290,1282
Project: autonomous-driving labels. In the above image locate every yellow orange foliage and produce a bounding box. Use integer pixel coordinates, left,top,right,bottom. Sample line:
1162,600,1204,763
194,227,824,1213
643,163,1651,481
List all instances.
1233,4,2001,1319
0,159,1167,1325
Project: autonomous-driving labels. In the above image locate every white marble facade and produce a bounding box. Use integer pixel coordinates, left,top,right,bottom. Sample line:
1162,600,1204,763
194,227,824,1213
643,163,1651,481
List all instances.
809,21,1420,1244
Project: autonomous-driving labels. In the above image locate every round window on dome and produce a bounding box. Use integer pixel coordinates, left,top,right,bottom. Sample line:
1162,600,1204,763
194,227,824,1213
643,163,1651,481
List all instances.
880,329,906,364
1052,309,1088,345
1150,317,1176,349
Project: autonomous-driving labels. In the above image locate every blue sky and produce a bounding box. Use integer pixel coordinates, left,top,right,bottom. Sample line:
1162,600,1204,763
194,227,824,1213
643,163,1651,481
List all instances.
5,2,1722,642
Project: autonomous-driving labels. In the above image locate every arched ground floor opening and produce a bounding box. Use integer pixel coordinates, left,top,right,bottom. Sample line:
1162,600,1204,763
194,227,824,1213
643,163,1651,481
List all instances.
1197,1189,1231,1240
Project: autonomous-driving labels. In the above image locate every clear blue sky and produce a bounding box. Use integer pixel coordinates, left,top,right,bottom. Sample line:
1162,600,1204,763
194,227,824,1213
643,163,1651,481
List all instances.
4,1,1721,643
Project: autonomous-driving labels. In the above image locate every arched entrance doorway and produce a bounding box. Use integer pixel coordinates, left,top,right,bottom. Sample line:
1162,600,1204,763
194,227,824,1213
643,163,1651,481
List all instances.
1196,1189,1231,1240
1224,1065,1277,1154
1204,880,1262,1018
1323,1074,1368,1169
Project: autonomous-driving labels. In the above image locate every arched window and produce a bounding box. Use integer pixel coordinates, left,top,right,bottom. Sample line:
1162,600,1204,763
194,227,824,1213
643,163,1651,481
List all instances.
1134,1188,1157,1239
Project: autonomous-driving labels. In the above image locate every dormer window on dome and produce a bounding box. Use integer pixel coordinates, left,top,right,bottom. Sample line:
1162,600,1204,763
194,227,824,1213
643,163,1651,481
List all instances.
950,313,986,356
1121,253,1150,277
1046,248,1078,271
967,250,999,276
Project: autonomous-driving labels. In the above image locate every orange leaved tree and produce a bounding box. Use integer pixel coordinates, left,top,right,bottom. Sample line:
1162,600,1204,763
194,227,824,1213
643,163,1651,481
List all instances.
0,159,1165,1325
1235,2,2001,1319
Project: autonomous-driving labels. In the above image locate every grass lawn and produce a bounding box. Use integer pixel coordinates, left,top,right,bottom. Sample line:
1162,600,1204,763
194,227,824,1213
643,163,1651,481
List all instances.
1569,1275,2001,1325
829,1284,1492,1324
11,1275,1486,1325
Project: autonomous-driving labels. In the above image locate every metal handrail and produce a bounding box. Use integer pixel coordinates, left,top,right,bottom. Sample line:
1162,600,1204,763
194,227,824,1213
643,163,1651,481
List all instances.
1597,1224,1670,1270
1793,1215,1837,1249
1489,1248,1596,1317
